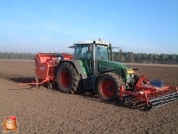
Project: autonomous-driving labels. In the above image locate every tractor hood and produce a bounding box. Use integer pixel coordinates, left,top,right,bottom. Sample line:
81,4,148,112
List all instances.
98,60,133,72
98,60,134,81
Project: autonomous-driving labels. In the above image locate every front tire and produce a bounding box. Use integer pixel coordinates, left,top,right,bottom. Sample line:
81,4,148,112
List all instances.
57,62,83,94
96,72,124,100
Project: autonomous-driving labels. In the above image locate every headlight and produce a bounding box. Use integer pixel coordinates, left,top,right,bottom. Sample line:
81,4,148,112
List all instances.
127,73,134,78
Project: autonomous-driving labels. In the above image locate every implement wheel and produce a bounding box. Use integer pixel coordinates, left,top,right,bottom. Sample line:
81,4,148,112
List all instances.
96,72,124,100
57,62,83,94
47,83,52,90
32,76,39,89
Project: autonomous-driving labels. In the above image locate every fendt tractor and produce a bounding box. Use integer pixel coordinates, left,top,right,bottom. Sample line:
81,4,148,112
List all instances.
19,39,178,110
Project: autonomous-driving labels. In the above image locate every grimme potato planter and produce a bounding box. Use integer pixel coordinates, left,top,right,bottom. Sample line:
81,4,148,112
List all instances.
19,53,73,89
19,39,178,110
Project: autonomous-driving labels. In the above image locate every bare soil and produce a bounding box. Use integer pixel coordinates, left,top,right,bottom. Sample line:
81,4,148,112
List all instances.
0,59,178,134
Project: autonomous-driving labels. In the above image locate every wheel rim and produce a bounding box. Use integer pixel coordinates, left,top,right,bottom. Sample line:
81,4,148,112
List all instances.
60,69,71,87
100,79,115,98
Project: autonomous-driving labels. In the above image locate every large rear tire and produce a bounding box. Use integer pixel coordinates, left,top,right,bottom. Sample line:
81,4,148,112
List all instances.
57,62,83,94
96,72,124,100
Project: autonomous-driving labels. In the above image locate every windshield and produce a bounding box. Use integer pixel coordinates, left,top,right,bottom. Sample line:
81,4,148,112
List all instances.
73,44,110,60
95,45,109,60
73,44,92,59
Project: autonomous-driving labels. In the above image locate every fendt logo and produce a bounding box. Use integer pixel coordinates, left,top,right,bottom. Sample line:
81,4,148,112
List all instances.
39,66,45,71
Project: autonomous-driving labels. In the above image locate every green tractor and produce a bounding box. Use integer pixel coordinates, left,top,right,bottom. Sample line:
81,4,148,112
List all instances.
56,40,136,100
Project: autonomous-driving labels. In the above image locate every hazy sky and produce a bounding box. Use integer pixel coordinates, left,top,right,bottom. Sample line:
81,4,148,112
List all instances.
0,0,178,54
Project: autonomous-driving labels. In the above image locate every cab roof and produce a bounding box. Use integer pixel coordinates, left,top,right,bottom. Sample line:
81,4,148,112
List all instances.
73,40,110,46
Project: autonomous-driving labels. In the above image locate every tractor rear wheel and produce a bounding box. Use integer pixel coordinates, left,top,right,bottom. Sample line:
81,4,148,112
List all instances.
57,62,83,94
96,72,124,100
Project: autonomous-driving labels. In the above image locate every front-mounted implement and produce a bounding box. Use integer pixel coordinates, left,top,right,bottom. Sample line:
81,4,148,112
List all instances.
119,75,178,110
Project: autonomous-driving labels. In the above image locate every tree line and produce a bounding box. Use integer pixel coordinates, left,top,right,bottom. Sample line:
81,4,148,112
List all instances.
0,52,35,60
0,52,178,64
113,52,178,64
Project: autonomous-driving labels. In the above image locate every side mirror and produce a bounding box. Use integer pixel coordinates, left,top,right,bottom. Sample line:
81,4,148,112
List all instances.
69,46,75,49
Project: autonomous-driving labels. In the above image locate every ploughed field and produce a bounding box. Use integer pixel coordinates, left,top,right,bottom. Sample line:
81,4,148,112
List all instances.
0,59,178,134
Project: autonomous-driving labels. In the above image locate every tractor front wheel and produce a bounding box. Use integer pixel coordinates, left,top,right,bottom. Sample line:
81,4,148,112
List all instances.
96,72,124,100
57,62,82,94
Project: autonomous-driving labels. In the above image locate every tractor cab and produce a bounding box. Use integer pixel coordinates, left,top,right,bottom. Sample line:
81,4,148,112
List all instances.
71,40,135,90
73,40,112,74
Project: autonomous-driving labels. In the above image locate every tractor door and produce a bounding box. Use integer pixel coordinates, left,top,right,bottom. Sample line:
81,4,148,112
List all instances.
73,44,93,75
94,44,112,74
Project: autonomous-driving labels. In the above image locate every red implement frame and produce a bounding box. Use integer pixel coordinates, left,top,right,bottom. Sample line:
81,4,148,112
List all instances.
119,75,178,108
